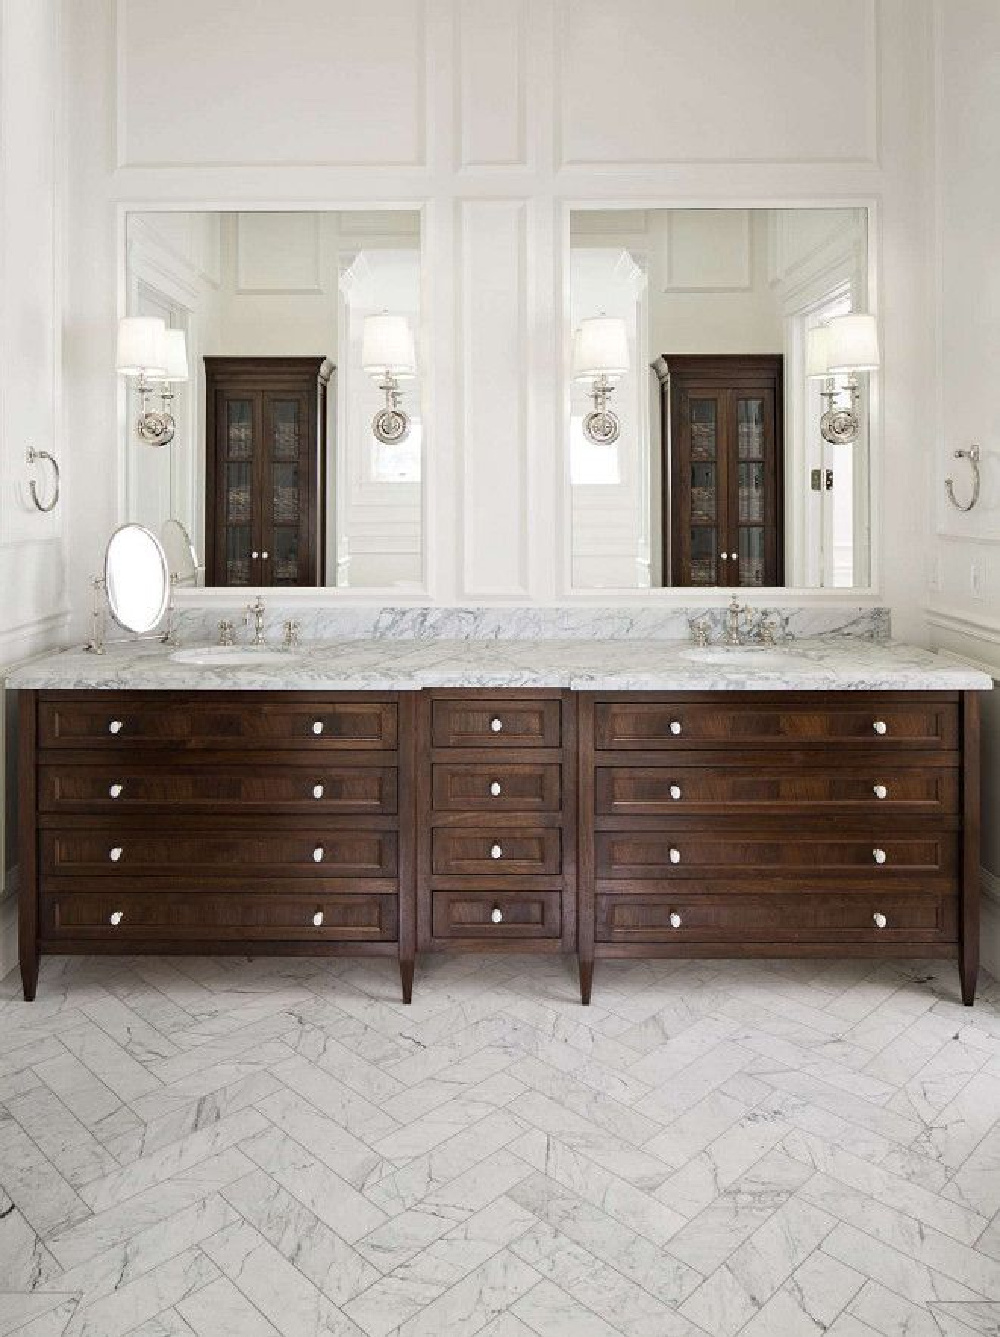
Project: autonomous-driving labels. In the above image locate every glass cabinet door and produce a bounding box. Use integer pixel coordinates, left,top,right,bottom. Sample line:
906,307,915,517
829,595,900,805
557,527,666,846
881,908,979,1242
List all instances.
262,395,308,586
730,390,775,587
686,396,722,585
220,397,255,585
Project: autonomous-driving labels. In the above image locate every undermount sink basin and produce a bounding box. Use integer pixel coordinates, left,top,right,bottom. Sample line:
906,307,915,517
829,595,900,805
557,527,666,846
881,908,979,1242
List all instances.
679,646,799,669
170,645,297,667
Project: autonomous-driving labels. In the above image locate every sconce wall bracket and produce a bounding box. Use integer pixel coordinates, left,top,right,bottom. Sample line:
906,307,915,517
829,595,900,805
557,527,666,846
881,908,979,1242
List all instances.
371,374,411,445
582,374,621,445
819,377,861,446
135,374,176,448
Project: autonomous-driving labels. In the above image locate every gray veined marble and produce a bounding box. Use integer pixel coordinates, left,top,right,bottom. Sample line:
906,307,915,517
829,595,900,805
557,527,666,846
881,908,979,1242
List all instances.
5,631,992,692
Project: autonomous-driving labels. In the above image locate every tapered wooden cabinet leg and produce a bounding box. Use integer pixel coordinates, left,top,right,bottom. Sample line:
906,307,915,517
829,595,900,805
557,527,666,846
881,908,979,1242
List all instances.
20,950,38,1003
579,958,594,1006
960,952,978,1007
400,958,414,1005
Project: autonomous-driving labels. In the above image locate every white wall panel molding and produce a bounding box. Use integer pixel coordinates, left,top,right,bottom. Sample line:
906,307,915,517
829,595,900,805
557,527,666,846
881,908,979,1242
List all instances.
115,0,430,170
555,0,880,169
458,199,530,597
662,209,751,292
457,0,527,169
235,211,323,294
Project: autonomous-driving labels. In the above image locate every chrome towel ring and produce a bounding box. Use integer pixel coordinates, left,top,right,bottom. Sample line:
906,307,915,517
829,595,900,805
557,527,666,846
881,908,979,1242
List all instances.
26,445,60,513
945,443,981,513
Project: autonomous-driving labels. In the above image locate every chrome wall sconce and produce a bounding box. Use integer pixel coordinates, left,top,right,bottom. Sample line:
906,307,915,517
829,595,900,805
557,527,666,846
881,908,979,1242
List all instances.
362,313,416,445
26,444,60,512
945,443,982,512
117,317,189,448
806,313,880,446
573,316,630,445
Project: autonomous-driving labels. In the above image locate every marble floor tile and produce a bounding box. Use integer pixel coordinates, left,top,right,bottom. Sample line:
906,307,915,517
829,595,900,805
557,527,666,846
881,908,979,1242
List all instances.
1,954,999,1337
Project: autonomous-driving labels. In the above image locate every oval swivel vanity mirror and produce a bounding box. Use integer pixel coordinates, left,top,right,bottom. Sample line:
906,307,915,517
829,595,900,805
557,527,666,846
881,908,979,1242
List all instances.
161,518,199,586
105,523,170,634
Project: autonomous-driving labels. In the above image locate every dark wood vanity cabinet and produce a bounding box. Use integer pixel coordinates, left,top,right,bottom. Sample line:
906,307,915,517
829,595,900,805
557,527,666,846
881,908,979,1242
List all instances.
660,354,783,587
205,357,333,588
19,690,416,1002
416,691,577,954
577,690,979,1007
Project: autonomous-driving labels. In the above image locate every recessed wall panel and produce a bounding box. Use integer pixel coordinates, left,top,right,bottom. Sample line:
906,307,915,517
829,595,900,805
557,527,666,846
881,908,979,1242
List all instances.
118,0,426,166
558,0,876,165
459,0,525,167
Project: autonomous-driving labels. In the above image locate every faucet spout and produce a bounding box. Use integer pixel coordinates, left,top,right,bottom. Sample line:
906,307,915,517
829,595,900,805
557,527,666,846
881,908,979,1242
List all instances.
245,596,267,647
725,597,744,646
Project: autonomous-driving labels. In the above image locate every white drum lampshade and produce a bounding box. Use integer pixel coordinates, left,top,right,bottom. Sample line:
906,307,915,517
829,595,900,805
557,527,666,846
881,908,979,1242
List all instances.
116,317,167,377
826,313,880,372
161,329,189,383
572,317,629,380
805,326,831,379
362,314,416,378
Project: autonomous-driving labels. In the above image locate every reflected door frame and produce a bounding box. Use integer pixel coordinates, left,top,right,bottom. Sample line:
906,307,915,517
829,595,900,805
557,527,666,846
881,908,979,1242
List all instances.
659,354,784,588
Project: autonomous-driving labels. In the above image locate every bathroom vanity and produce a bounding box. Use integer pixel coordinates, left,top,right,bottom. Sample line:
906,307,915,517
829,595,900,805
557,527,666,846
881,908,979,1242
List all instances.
8,618,989,1007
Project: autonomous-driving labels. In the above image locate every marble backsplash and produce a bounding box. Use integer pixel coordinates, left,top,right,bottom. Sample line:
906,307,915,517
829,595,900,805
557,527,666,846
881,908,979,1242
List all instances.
171,603,892,646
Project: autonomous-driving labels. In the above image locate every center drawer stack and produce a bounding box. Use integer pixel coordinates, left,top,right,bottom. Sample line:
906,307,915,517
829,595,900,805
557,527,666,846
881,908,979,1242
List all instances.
578,691,965,1002
31,691,415,999
417,690,576,951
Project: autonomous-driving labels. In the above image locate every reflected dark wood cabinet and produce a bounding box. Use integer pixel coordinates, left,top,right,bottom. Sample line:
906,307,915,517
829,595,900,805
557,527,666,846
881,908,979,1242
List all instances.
659,354,783,587
205,356,333,587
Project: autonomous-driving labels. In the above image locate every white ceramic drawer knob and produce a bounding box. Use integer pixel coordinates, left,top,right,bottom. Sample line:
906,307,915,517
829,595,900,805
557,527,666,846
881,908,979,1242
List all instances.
490,717,503,733
669,784,682,801
873,783,888,800
490,781,502,797
873,848,887,865
491,906,504,924
669,720,682,736
873,720,887,735
108,719,123,734
109,846,123,863
669,847,681,864
669,912,682,929
313,846,324,863
312,910,324,927
873,911,888,929
312,720,324,735
109,910,124,926
491,843,503,860
109,783,124,799
312,784,324,800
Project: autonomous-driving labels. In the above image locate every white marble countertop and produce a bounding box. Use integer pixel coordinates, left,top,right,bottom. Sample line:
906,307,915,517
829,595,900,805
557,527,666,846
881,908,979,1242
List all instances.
4,636,993,692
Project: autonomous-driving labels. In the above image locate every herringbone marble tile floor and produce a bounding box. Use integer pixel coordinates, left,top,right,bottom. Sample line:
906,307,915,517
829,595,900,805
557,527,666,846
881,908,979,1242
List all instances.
2,953,1000,1337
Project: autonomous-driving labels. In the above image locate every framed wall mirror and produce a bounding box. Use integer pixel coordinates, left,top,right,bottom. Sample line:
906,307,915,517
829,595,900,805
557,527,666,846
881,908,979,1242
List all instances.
568,206,875,591
122,208,423,590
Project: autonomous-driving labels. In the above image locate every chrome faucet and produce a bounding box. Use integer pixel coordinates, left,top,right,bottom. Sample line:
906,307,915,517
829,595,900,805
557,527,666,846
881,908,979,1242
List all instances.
724,597,745,646
245,596,266,647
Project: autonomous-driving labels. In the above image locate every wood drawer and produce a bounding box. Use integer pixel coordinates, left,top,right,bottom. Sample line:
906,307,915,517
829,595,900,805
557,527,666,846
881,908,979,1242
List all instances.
38,694,398,752
432,891,561,939
595,831,959,884
596,893,957,944
431,763,561,813
593,697,959,752
594,764,960,818
431,827,561,877
431,698,561,749
41,828,398,880
43,891,397,942
39,763,398,816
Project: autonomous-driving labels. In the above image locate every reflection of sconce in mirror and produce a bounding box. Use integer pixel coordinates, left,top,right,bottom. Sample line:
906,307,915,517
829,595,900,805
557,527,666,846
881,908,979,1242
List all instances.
116,318,189,448
806,314,880,446
573,317,629,445
362,313,415,445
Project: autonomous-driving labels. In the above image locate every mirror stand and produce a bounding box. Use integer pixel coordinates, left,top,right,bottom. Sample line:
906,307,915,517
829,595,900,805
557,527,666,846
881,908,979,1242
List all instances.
84,575,176,654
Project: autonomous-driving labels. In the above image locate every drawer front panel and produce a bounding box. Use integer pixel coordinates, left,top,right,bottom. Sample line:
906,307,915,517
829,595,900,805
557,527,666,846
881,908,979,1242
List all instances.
44,892,397,941
594,700,958,751
431,828,562,877
594,765,960,818
39,698,398,751
595,832,958,882
431,699,561,749
432,891,561,939
40,764,398,816
596,893,957,944
431,763,561,813
42,829,398,879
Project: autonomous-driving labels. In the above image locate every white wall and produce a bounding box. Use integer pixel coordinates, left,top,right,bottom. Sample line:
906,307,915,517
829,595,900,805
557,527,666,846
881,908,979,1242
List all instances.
924,0,1000,972
0,0,69,977
59,0,934,623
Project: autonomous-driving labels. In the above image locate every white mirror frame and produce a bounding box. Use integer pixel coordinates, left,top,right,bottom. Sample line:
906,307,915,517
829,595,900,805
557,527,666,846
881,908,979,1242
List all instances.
105,523,170,634
558,196,882,605
115,199,434,607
